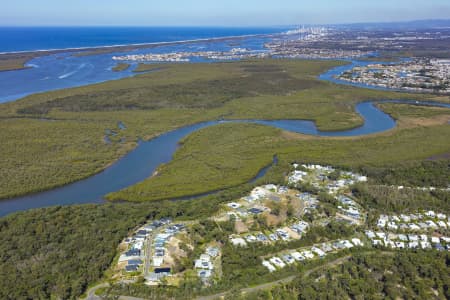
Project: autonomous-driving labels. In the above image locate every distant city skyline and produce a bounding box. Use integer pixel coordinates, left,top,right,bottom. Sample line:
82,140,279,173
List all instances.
2,0,450,26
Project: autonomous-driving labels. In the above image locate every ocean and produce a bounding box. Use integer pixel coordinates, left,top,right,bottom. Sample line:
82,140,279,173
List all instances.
0,27,286,53
0,26,289,103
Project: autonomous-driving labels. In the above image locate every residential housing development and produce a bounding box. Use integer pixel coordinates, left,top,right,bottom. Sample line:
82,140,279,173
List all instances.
112,163,449,288
338,58,450,93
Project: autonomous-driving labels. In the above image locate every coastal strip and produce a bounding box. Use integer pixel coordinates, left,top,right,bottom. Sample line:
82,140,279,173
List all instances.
0,32,280,72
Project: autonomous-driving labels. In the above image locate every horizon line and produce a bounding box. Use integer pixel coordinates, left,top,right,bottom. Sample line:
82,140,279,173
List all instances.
0,18,449,28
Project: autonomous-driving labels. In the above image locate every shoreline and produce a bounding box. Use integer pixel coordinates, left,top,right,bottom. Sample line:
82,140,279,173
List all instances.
3,99,448,207
0,32,279,55
0,32,281,72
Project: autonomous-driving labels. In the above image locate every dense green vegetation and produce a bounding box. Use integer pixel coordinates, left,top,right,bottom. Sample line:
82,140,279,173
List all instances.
241,251,450,300
107,123,281,201
107,120,450,202
0,204,148,299
378,103,450,120
15,62,327,114
0,55,449,300
100,220,358,300
361,160,450,188
0,183,258,300
1,59,447,199
2,182,448,300
353,183,449,214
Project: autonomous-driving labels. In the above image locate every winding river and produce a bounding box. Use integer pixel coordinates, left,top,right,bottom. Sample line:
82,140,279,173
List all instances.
1,62,449,217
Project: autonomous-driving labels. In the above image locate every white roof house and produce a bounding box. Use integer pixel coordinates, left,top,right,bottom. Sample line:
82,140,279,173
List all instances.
206,247,220,258
230,237,247,247
356,175,367,182
245,235,257,243
431,237,440,244
376,232,386,239
420,241,431,249
291,251,305,261
199,254,211,262
372,239,383,246
436,213,446,219
269,257,286,268
425,211,435,217
198,269,212,279
263,184,278,192
288,170,307,183
262,260,276,272
302,251,314,259
409,224,421,231
152,257,164,267
227,202,241,209
398,234,408,241
385,240,396,248
408,234,419,241
426,220,438,228
351,238,363,246
195,259,213,270
341,240,354,248
441,237,450,243
437,221,447,228
409,241,419,249
400,214,411,222
395,242,405,249
365,231,376,239
377,219,386,228
311,247,326,257
250,187,270,199
387,222,398,230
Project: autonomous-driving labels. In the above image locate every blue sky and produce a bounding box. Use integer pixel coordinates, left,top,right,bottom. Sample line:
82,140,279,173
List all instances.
2,0,450,26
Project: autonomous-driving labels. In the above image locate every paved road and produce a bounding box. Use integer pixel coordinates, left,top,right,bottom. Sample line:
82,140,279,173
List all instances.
195,255,353,300
104,255,354,300
85,282,109,300
144,228,157,277
195,276,296,300
119,296,148,300
111,251,395,300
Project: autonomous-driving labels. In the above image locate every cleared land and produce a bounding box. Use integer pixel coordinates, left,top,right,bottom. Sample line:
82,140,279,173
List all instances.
0,59,448,199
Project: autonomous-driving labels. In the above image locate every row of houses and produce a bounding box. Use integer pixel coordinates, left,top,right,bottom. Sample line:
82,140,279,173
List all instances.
152,223,186,268
377,211,450,232
296,192,319,214
365,230,450,251
230,220,310,247
242,184,286,203
147,222,186,283
194,246,220,282
336,195,364,222
262,238,363,272
288,163,367,195
225,201,269,219
118,218,173,274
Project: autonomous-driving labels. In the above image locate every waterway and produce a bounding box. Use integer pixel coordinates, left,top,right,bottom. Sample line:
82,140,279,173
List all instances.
0,62,449,216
